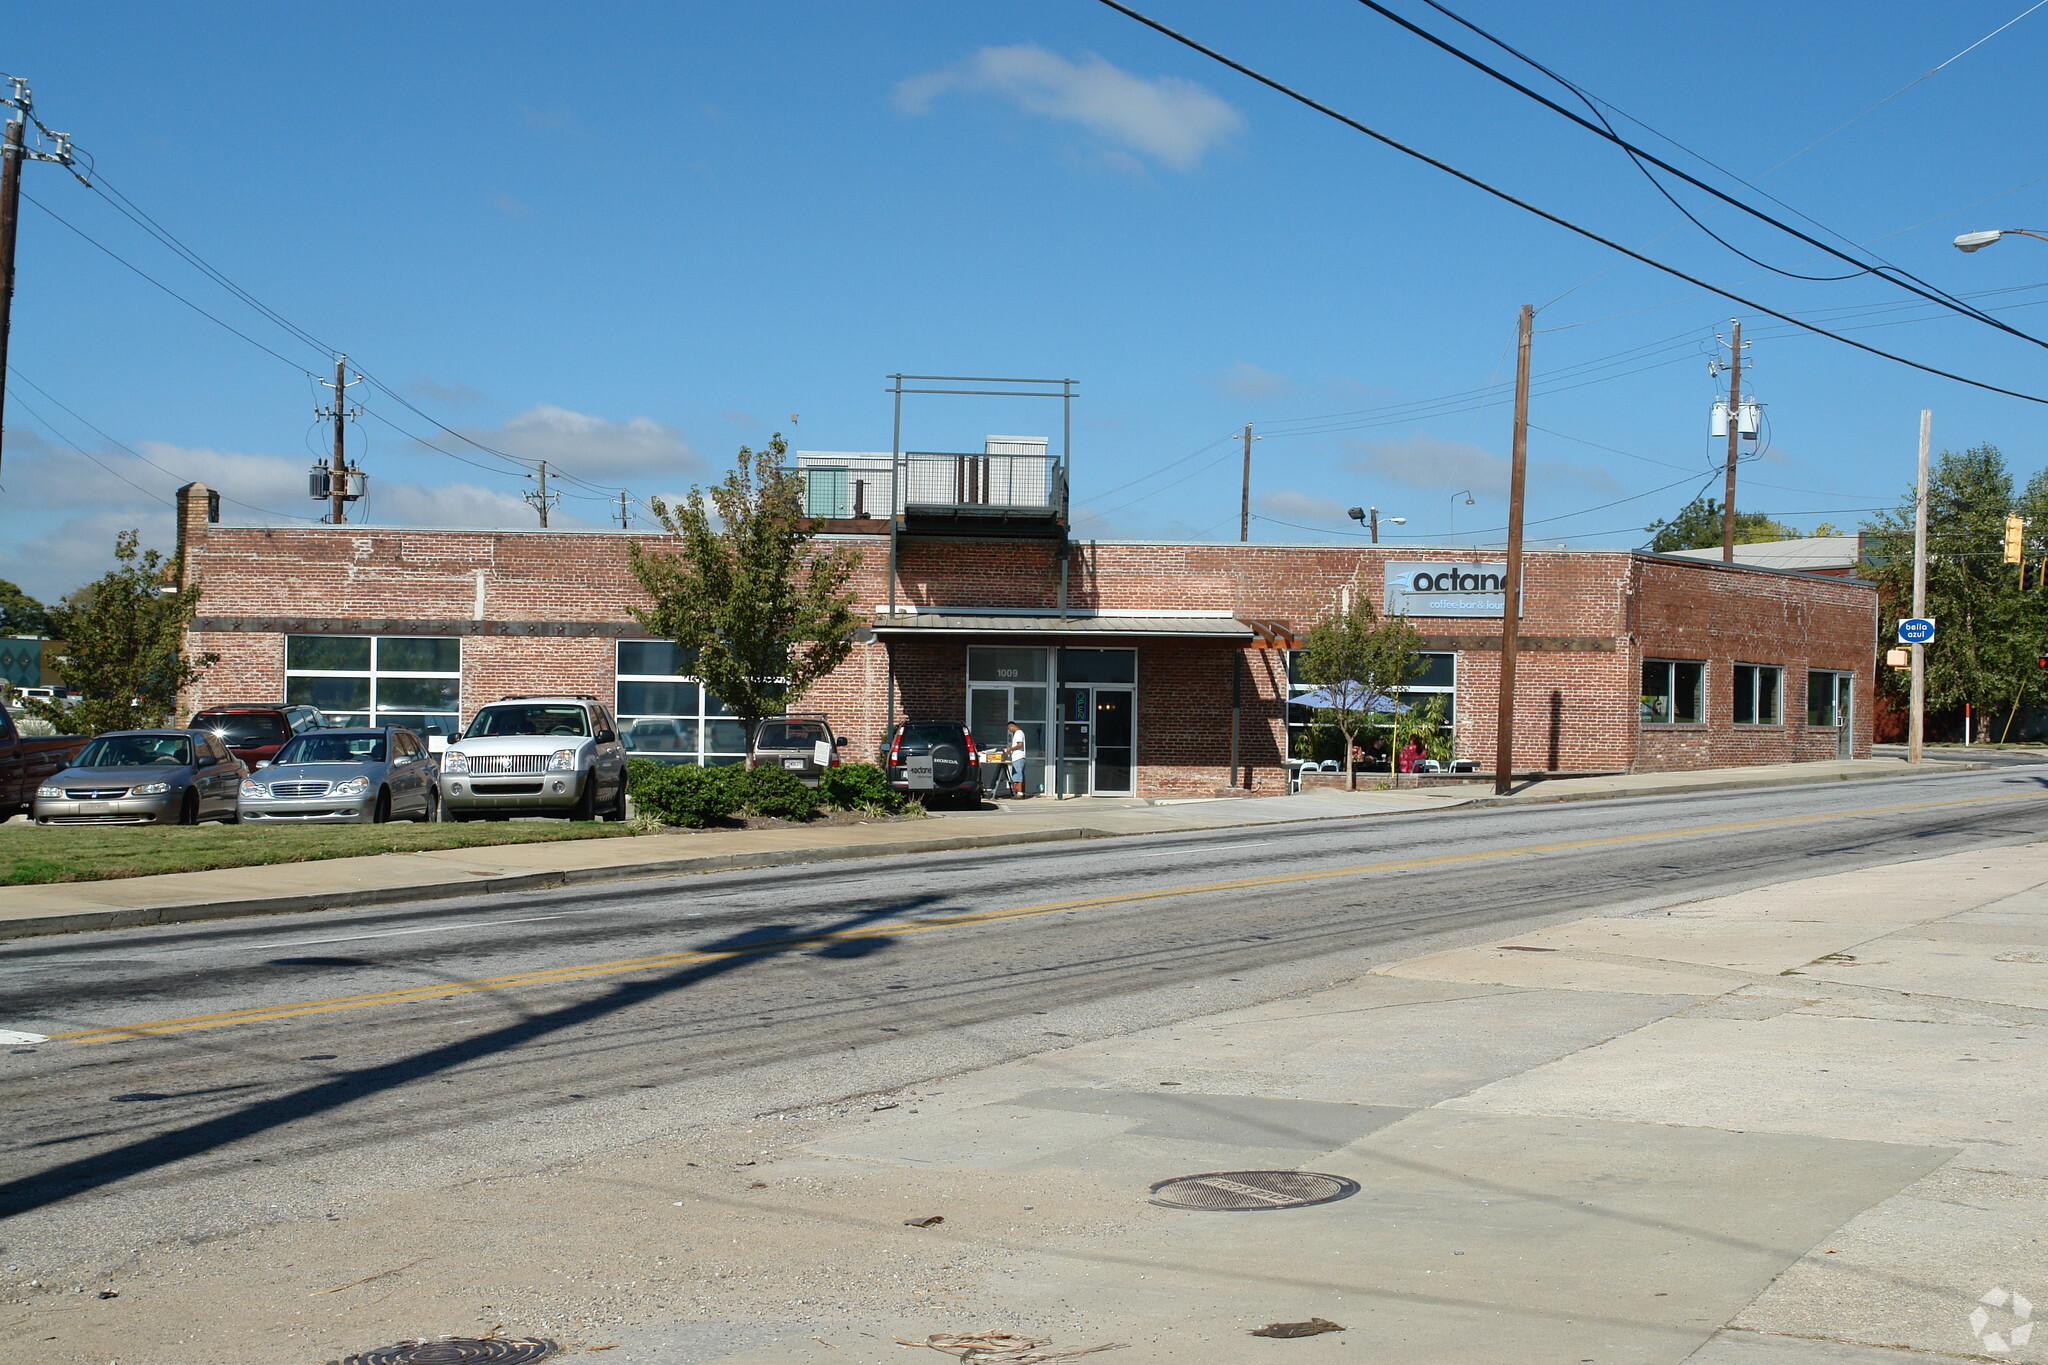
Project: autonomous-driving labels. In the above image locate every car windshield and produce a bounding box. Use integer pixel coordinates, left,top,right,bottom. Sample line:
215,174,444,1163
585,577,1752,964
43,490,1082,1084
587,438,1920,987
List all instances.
75,735,193,768
195,712,287,746
275,734,386,765
464,704,590,738
756,721,828,749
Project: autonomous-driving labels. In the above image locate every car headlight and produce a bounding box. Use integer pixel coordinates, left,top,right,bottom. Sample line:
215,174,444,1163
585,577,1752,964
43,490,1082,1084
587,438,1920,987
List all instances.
332,776,371,798
547,748,578,771
240,780,269,800
441,750,469,774
35,785,62,799
130,782,172,796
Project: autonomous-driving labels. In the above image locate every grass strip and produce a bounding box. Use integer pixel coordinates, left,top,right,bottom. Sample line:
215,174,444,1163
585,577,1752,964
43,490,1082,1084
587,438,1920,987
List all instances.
0,821,639,886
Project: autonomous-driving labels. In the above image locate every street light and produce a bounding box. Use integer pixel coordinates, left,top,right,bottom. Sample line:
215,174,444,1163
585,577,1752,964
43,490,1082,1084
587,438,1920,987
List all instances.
1953,229,2048,252
1347,505,1406,544
1447,489,1475,540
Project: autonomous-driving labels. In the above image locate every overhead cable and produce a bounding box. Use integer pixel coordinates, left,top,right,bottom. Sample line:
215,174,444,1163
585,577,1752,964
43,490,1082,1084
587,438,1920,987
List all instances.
1092,0,2048,407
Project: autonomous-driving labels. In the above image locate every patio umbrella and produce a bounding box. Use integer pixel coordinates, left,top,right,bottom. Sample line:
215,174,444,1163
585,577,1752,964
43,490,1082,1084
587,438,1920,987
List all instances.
1288,684,1408,714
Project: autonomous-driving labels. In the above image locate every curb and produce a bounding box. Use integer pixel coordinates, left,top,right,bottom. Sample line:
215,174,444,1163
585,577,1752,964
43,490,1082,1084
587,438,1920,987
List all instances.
1458,758,1992,809
0,826,1110,943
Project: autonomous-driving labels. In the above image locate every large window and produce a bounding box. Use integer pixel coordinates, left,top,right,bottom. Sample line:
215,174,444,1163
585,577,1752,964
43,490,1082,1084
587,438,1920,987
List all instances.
1286,650,1454,763
1733,664,1783,725
1641,659,1703,725
285,635,460,736
615,640,747,766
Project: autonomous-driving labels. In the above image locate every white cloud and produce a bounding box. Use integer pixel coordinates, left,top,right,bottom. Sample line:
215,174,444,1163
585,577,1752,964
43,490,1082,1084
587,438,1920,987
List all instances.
895,44,1243,171
446,404,701,484
1206,362,1301,401
1255,489,1351,526
1344,433,1618,498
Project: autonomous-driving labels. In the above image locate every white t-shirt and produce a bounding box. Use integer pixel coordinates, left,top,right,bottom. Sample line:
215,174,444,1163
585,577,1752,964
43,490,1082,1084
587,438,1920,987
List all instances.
1006,730,1027,762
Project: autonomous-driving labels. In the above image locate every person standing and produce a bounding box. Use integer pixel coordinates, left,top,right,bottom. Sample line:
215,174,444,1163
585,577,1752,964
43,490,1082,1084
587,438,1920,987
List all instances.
1004,720,1028,799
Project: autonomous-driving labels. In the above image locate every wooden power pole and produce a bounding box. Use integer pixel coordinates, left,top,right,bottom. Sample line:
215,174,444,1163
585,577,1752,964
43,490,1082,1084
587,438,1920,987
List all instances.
0,116,22,484
1494,304,1533,796
1909,409,1931,764
1720,319,1744,562
1238,424,1252,542
328,357,348,525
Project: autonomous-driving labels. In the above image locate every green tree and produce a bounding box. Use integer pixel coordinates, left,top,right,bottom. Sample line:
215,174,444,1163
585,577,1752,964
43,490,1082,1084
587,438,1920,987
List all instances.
626,436,863,740
1644,495,1796,553
1298,591,1426,789
0,580,51,637
1864,443,2047,740
26,531,217,736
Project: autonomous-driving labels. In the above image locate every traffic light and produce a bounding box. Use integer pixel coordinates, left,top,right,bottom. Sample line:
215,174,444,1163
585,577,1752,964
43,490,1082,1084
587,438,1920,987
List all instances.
2006,513,2026,564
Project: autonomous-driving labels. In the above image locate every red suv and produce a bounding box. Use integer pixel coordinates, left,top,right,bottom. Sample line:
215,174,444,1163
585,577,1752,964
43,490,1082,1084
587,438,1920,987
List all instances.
189,704,328,769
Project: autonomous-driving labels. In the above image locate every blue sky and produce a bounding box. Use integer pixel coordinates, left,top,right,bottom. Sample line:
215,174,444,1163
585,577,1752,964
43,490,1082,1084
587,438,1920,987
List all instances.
4,0,2048,599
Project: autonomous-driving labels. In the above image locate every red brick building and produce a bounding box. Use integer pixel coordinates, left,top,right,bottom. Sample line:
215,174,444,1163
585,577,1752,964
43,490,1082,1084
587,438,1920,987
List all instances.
173,480,1875,798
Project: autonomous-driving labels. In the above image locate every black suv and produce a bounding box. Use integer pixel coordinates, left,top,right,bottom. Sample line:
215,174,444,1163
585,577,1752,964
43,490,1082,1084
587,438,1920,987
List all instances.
880,721,982,808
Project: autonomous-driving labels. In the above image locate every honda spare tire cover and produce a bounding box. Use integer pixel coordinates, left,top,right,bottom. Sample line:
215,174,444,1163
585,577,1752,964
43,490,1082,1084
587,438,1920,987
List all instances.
930,740,964,782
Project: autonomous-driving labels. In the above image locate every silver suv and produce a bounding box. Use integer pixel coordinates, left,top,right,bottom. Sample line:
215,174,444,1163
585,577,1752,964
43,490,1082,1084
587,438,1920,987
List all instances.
439,695,629,822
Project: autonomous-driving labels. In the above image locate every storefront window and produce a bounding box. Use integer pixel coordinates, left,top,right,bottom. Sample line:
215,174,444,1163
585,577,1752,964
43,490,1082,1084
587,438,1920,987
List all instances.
1807,670,1849,726
1286,650,1454,763
967,647,1049,796
1641,660,1703,725
1733,664,1783,725
615,640,746,765
285,634,460,736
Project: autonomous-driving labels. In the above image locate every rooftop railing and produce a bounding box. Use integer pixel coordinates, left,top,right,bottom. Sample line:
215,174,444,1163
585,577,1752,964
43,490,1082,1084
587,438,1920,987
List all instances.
796,452,1064,520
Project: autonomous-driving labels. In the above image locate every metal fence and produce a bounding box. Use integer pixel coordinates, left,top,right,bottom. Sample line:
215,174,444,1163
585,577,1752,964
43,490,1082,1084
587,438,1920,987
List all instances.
903,452,1059,512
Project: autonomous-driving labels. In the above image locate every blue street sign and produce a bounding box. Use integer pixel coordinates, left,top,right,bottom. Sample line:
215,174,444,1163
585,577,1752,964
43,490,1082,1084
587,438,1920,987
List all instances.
1898,617,1936,644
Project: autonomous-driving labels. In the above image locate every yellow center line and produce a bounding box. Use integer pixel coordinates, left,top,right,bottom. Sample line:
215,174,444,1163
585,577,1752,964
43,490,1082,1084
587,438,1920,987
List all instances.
49,787,2043,1044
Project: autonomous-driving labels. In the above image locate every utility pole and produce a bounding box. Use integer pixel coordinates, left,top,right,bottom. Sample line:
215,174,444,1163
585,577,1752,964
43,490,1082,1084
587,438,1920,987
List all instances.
1720,320,1744,562
1369,507,1380,544
0,78,79,484
1909,409,1930,764
524,461,557,529
1494,304,1533,797
313,357,362,524
1238,424,1253,542
615,489,633,529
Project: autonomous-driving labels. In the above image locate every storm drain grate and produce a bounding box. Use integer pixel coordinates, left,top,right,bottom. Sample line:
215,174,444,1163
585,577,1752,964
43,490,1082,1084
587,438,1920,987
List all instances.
1148,1169,1359,1212
329,1338,558,1365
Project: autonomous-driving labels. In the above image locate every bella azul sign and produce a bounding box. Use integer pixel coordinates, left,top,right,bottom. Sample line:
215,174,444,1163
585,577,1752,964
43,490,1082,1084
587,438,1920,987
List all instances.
1383,561,1518,618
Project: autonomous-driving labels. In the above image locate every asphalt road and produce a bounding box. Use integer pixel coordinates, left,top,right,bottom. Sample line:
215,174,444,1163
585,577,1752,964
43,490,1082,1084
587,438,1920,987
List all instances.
5,763,2048,1270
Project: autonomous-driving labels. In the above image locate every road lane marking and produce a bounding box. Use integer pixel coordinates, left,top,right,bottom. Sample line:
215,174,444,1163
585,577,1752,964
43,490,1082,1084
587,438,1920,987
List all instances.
47,787,2045,1044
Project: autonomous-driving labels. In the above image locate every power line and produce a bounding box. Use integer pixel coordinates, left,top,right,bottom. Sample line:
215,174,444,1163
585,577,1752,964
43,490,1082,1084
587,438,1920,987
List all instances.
1356,0,2048,340
1093,0,2048,407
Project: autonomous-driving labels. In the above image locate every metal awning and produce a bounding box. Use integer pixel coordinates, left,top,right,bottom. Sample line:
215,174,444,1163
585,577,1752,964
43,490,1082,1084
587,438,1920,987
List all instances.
870,612,1254,639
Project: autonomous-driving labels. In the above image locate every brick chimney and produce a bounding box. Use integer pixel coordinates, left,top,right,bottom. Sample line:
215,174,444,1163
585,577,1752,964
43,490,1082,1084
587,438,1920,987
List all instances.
175,482,217,590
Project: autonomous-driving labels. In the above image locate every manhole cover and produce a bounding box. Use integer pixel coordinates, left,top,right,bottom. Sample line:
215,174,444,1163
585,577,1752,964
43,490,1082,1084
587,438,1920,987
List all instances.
330,1339,558,1365
1148,1169,1359,1211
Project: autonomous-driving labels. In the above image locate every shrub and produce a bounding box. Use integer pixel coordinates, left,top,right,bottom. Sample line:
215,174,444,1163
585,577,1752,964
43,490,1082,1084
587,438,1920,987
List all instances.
819,762,909,814
627,761,740,828
734,763,820,821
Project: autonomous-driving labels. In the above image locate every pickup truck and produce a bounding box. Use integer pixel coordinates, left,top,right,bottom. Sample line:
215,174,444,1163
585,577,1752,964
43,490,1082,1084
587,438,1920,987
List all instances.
0,700,86,822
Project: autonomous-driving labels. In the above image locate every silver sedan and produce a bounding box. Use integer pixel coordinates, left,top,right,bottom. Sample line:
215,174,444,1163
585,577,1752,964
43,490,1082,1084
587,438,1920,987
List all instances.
238,727,440,823
34,729,245,825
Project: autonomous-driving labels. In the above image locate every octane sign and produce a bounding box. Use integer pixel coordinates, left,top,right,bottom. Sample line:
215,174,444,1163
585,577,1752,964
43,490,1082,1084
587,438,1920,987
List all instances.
1383,562,1521,618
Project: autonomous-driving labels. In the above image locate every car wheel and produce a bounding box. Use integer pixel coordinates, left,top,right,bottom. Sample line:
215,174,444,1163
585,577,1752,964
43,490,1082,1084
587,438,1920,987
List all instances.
606,778,629,822
570,777,597,822
177,791,199,826
422,787,442,823
371,788,392,824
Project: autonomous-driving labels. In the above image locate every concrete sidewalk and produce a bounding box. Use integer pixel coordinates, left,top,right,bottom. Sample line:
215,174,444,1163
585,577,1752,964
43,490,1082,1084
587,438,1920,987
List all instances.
0,753,1993,941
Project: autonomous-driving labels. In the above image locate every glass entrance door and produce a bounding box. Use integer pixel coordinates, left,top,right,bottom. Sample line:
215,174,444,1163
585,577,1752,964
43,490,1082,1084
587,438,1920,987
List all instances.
1053,684,1135,796
966,647,1049,796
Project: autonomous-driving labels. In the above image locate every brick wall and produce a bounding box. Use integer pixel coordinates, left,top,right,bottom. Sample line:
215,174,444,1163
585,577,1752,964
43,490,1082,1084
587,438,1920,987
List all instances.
177,504,1877,790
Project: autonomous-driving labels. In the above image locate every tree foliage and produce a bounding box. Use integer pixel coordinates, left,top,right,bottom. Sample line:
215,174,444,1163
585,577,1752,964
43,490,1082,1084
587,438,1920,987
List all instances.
1864,443,2048,740
1644,495,1797,553
0,580,51,637
25,531,217,736
626,436,863,735
1298,590,1425,789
